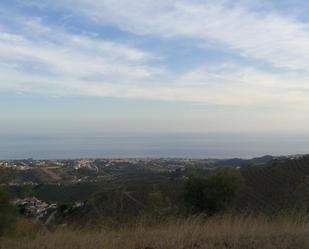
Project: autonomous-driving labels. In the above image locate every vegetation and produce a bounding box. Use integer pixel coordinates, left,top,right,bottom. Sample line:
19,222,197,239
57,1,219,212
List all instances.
238,156,309,213
184,168,244,214
0,168,15,184
0,190,17,236
0,169,18,235
1,215,309,249
146,190,173,217
1,156,309,248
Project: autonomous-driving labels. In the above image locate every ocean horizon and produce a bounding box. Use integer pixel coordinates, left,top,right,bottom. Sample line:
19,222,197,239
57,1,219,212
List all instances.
0,133,309,160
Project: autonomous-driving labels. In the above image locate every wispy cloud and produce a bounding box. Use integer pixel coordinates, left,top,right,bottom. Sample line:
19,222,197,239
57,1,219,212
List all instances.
48,0,309,71
1,0,309,112
0,15,164,92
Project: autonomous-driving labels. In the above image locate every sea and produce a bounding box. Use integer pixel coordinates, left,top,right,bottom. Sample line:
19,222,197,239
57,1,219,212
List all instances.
0,133,309,160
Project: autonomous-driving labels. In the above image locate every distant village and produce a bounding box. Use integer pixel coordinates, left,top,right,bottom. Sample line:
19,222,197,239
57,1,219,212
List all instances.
0,155,305,172
0,158,198,170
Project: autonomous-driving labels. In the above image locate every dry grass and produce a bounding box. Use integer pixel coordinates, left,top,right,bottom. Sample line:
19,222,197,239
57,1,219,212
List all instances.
1,215,309,249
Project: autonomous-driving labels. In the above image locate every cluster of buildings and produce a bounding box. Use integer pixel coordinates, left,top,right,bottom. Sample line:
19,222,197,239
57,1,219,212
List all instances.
74,159,98,172
13,197,57,219
0,161,16,169
0,160,32,170
12,197,87,223
0,159,69,171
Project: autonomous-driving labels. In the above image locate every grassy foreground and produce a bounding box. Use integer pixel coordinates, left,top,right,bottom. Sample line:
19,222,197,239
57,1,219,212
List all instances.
1,215,309,249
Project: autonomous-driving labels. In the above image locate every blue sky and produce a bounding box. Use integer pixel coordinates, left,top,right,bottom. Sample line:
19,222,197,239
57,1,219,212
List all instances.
1,0,309,135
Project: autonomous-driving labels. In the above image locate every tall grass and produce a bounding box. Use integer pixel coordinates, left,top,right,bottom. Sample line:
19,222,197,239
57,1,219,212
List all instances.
1,215,309,249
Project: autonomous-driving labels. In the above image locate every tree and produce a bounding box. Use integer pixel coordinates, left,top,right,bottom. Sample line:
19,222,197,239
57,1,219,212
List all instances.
184,168,244,215
0,168,15,184
0,190,18,235
146,190,173,217
0,168,18,235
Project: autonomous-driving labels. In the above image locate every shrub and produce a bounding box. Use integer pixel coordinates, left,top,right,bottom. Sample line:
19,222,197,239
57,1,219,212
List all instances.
14,218,43,237
0,189,18,235
184,168,244,214
146,190,173,217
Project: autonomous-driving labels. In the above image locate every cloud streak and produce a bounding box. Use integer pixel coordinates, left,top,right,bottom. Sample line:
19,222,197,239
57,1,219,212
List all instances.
43,0,309,71
1,0,309,113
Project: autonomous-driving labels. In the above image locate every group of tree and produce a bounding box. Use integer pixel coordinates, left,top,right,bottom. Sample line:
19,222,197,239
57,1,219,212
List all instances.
184,168,244,214
0,168,18,235
146,168,244,216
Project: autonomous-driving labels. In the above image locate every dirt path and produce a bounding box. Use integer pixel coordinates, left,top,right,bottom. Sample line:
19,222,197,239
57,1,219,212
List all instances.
40,168,62,182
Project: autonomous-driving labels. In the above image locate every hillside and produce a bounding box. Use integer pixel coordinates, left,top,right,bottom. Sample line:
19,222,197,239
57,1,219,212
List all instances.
3,155,309,223
238,156,309,213
2,155,309,249
53,155,309,223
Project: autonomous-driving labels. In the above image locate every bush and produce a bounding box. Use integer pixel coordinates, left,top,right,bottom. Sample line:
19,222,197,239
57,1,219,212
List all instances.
0,189,18,235
146,190,173,217
184,168,244,214
14,218,43,237
0,168,15,184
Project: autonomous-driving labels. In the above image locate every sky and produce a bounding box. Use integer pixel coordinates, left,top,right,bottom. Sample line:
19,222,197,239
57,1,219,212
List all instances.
1,0,309,135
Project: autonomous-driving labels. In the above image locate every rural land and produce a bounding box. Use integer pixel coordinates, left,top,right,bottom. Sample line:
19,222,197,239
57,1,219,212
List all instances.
1,154,309,248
